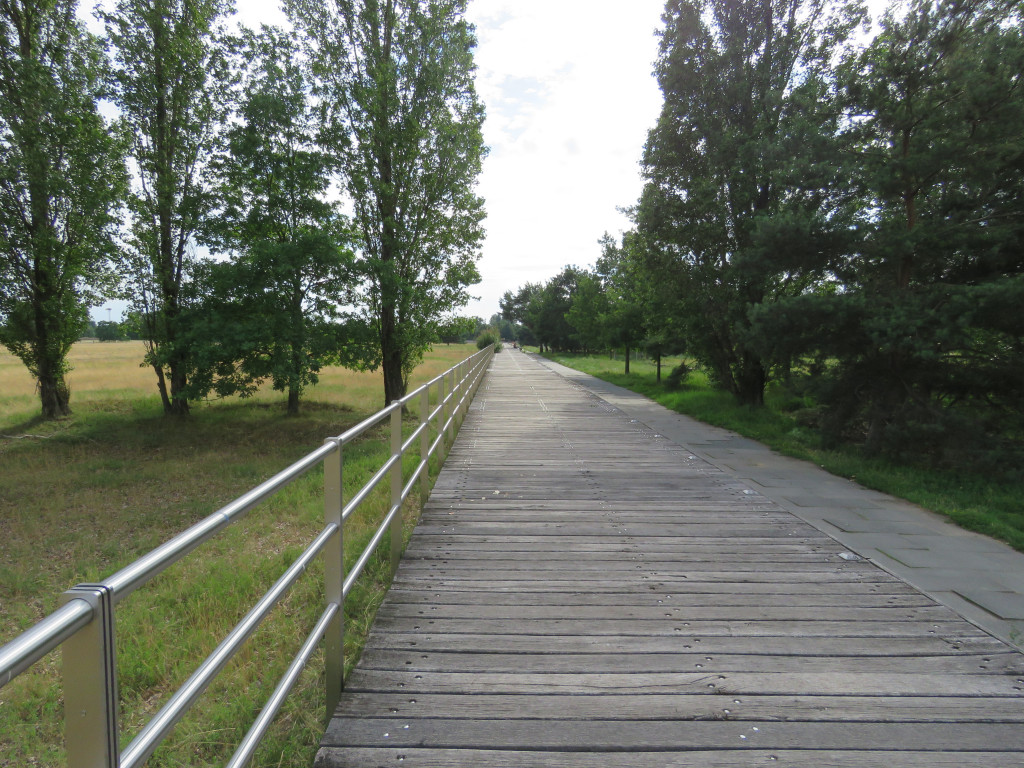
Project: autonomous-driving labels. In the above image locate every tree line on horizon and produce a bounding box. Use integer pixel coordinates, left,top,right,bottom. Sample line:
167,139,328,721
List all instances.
0,0,485,418
503,0,1024,474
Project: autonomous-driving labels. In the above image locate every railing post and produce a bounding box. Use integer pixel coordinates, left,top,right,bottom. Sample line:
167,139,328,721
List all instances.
62,584,119,768
446,368,456,442
322,439,344,721
436,377,446,455
389,406,403,576
420,387,430,497
458,360,468,423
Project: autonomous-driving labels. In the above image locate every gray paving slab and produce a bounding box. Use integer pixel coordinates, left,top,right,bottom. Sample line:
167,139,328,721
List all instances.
536,355,1024,649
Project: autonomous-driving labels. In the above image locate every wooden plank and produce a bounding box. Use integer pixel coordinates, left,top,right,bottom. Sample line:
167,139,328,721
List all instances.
332,691,1024,722
363,631,1004,655
354,649,1024,675
321,719,1024,751
372,603,958,622
342,669,1024,696
381,589,937,607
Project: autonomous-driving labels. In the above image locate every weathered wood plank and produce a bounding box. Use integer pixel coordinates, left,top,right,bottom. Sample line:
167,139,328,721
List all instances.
321,718,1024,751
381,589,936,607
332,691,1024,722
342,669,1024,696
354,649,1024,675
373,602,957,623
363,631,1002,655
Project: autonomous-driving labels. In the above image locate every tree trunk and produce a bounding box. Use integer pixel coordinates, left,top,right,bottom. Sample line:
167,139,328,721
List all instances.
656,352,662,383
735,353,766,407
381,304,405,405
624,345,630,374
154,13,188,417
287,386,300,416
153,362,172,413
168,361,189,415
36,341,71,419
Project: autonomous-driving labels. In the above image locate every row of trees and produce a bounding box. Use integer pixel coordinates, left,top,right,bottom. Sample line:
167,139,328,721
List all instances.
0,0,485,418
505,0,1024,470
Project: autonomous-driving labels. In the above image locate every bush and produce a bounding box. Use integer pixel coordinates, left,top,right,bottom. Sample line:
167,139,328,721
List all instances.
476,331,497,350
665,361,691,390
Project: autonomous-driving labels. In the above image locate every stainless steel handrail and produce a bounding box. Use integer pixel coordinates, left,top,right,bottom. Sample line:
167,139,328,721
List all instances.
0,599,93,686
0,344,494,768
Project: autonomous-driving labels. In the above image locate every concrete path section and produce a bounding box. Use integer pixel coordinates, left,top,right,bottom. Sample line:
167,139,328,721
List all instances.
537,355,1024,650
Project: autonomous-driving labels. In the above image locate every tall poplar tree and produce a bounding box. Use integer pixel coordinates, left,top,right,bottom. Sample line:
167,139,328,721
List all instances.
102,0,233,415
0,0,126,418
285,0,486,404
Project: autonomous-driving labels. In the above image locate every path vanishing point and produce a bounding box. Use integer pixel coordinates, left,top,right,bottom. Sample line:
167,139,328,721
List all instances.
316,348,1024,767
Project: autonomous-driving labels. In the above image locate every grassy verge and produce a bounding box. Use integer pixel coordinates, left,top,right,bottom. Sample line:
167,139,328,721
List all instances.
542,350,1024,554
0,342,477,768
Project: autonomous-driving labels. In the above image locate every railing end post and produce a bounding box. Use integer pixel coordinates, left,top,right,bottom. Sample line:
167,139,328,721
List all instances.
62,584,120,768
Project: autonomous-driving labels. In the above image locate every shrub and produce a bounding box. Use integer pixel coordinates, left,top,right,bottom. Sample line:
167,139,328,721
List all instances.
665,361,690,390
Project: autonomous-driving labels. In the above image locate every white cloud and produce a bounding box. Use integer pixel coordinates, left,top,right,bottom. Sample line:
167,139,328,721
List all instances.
464,0,665,319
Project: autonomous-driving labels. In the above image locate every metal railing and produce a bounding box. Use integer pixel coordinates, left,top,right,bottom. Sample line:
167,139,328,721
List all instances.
0,344,494,768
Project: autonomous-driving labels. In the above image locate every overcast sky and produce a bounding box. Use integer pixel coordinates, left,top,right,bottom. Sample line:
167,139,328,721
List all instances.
460,1,666,319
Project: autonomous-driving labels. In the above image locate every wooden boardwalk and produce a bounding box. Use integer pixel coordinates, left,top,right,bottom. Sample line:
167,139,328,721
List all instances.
316,351,1024,767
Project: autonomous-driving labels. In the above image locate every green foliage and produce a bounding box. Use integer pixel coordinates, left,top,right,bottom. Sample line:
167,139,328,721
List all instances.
181,235,377,414
437,315,479,344
635,0,863,405
665,361,690,391
0,0,128,418
188,26,370,415
286,0,486,404
475,331,499,354
750,0,1024,465
95,321,126,342
501,267,590,353
102,0,234,416
487,313,517,342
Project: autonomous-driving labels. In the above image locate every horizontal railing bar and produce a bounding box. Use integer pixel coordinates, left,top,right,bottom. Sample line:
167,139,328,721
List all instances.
428,401,445,422
410,458,429,490
225,603,339,768
332,403,397,447
401,421,428,455
428,431,445,460
401,462,425,508
342,503,401,599
105,441,337,604
120,522,339,768
0,599,93,689
340,453,401,523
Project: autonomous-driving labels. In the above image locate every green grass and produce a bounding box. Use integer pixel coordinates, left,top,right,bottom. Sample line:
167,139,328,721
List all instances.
0,342,478,768
544,350,1024,554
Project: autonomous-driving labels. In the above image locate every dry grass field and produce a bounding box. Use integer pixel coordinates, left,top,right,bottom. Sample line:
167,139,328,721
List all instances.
0,340,480,768
0,340,469,427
